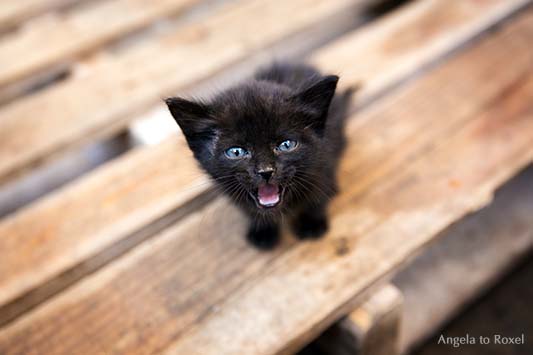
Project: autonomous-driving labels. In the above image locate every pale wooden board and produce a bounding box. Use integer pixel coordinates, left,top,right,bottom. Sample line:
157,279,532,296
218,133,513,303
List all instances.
0,0,527,321
0,9,532,354
0,0,527,186
0,0,201,87
0,0,81,31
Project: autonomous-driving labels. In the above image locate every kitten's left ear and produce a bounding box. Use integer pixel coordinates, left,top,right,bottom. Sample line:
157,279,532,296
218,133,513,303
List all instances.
293,75,339,131
165,97,214,135
165,97,217,156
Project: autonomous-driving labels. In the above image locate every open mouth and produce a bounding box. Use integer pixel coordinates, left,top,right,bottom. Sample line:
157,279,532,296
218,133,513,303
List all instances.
253,183,283,208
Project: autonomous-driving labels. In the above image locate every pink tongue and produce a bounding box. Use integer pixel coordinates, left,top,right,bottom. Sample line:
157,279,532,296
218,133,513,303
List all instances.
257,183,280,206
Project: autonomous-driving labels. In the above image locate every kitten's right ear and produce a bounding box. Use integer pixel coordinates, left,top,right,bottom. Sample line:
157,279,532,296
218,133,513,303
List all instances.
165,97,216,139
292,75,339,133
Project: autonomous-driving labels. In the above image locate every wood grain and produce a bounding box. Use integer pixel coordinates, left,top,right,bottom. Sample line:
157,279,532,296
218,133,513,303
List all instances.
0,0,520,316
0,9,531,354
0,140,208,313
0,0,82,32
311,0,531,103
0,0,526,186
0,0,200,87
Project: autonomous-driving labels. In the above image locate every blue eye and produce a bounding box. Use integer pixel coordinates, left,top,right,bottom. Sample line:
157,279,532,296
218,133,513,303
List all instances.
224,147,249,159
277,139,298,152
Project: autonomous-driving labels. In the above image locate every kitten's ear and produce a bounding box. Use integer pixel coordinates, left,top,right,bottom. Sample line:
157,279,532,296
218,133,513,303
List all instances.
165,97,215,136
165,97,218,157
293,75,339,131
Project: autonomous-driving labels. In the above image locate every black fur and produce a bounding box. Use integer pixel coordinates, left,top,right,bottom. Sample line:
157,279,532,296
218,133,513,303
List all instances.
166,62,354,249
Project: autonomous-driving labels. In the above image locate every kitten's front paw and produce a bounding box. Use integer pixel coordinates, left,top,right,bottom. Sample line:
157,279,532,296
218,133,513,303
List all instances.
246,224,280,250
292,214,328,240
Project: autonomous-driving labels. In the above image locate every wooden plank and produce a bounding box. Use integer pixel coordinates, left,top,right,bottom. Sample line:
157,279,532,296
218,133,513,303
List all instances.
317,284,403,355
1,9,532,354
0,140,209,319
0,0,81,32
0,0,527,322
393,165,533,352
0,0,527,186
311,0,531,102
0,0,201,88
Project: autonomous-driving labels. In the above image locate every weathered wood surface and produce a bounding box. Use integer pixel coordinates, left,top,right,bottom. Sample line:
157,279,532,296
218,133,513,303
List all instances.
0,0,527,187
0,0,520,318
393,165,533,352
317,284,403,355
1,8,531,354
311,0,530,102
0,0,201,88
0,0,365,187
0,0,81,32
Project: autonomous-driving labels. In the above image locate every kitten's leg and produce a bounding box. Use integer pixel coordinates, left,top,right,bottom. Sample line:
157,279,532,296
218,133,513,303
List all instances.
247,219,280,250
291,202,329,239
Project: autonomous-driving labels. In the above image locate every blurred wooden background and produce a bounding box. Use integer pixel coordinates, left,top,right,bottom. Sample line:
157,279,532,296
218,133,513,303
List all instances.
0,0,531,354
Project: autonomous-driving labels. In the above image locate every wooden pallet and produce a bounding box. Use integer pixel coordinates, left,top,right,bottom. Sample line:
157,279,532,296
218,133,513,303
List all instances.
0,0,532,353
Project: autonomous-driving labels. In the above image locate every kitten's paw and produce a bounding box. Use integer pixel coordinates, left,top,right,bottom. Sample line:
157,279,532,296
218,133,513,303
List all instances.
292,214,328,240
246,224,280,250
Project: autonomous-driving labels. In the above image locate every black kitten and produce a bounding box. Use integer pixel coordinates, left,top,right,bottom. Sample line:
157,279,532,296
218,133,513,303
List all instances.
166,62,353,249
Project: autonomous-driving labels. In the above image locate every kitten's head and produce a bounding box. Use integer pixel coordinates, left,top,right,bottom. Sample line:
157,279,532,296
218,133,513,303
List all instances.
165,75,338,213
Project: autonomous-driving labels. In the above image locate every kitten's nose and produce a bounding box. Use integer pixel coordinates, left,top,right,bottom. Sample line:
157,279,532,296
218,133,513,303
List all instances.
257,168,274,181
